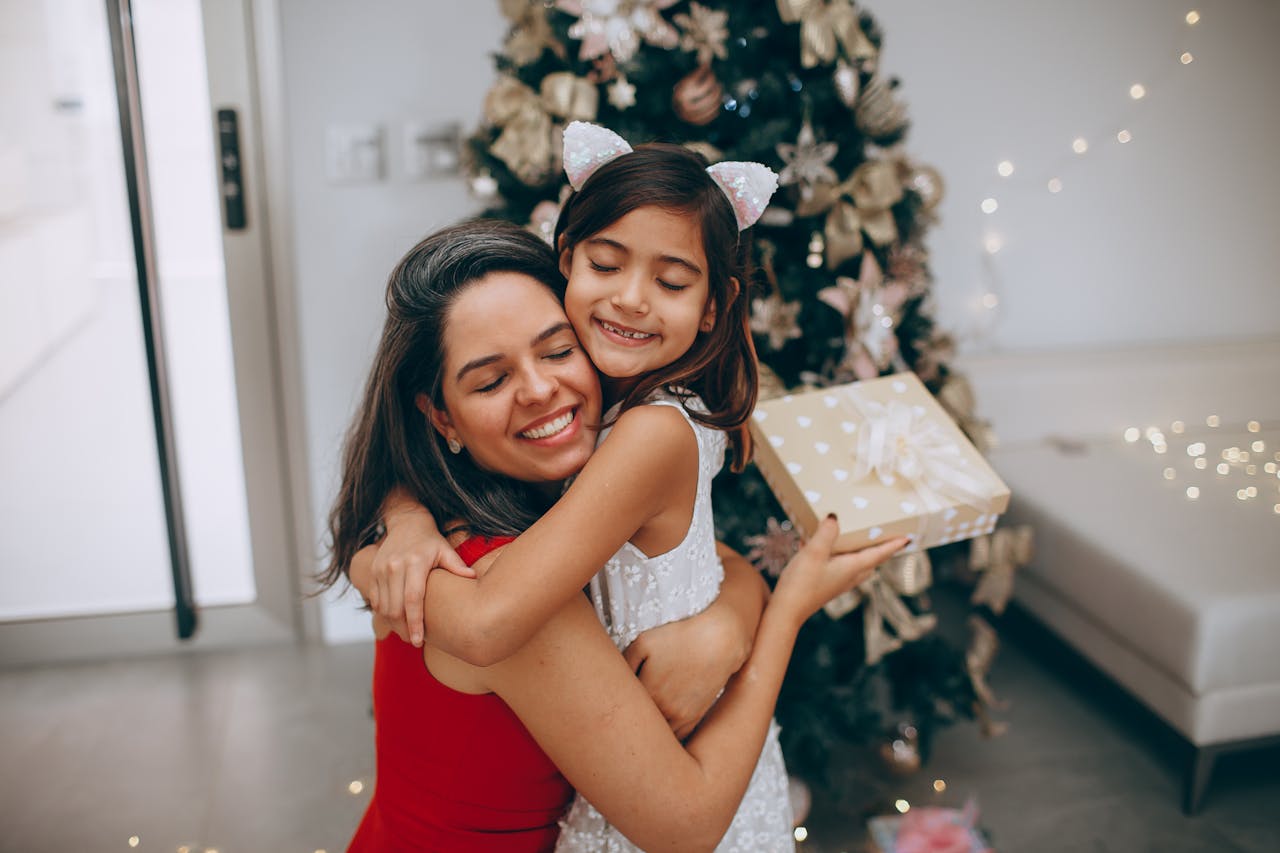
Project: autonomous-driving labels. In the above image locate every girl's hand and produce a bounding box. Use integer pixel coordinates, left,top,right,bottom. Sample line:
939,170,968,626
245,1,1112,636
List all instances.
624,605,743,740
372,506,473,647
770,515,908,630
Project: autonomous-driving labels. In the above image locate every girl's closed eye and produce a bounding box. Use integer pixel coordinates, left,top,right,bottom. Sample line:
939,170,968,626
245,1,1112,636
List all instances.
545,346,576,361
589,259,618,273
657,279,688,293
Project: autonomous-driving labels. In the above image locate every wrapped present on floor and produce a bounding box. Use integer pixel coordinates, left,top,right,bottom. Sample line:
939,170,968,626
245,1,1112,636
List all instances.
749,372,1010,554
867,802,993,853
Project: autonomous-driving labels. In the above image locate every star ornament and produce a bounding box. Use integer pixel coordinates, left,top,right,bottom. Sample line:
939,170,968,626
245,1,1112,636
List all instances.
776,122,838,200
607,75,637,109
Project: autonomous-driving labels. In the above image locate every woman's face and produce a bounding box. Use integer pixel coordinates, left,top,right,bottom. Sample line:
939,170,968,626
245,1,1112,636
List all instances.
429,272,601,485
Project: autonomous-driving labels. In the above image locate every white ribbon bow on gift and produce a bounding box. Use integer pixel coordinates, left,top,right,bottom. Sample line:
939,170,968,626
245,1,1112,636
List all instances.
841,390,997,546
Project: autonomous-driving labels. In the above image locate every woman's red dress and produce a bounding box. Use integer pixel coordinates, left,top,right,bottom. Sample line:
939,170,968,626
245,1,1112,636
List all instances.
347,536,573,852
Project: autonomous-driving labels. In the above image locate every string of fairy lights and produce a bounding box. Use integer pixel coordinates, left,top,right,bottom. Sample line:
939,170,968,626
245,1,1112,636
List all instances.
1123,416,1280,513
967,8,1208,340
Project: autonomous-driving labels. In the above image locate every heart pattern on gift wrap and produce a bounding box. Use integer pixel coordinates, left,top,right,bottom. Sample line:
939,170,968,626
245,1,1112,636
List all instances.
852,495,868,508
823,395,838,408
868,526,882,538
892,380,907,393
832,468,849,482
900,501,917,514
770,435,784,447
796,415,812,428
912,405,926,417
753,410,767,422
805,490,822,503
815,442,830,455
786,462,803,475
840,421,856,434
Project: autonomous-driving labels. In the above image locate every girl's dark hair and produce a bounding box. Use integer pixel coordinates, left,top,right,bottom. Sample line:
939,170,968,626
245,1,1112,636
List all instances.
319,219,568,590
553,143,759,471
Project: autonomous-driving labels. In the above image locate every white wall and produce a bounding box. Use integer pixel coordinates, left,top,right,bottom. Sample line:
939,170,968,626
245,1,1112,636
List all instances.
271,1,1280,642
867,0,1280,351
276,0,506,641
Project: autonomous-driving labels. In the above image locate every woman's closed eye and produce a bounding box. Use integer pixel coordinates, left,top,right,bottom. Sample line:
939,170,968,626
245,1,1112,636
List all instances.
588,260,618,273
545,347,576,361
657,279,689,293
474,374,506,393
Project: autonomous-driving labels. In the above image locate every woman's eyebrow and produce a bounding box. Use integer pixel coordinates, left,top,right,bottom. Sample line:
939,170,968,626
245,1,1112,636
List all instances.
533,321,574,345
456,354,502,382
456,322,574,381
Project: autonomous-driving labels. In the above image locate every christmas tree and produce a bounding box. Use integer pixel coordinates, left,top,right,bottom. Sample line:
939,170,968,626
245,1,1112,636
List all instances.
464,0,1022,793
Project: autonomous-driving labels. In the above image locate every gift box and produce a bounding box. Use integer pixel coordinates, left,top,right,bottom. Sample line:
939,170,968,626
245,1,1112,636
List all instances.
748,373,1010,554
867,806,992,853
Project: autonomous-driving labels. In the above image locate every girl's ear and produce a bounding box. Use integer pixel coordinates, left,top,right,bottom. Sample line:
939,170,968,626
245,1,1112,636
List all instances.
417,393,453,441
701,276,740,333
558,244,574,280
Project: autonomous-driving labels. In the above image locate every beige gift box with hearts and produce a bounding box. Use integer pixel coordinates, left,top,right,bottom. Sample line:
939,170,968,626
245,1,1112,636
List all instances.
748,372,1010,553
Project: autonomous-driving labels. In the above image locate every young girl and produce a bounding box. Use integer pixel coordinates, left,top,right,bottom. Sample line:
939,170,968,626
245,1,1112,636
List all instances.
360,122,799,850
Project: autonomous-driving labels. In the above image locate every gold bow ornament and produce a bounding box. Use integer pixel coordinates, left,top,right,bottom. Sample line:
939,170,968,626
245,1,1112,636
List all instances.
484,73,599,186
967,615,1010,737
796,159,902,270
500,0,567,66
823,550,937,665
776,0,878,69
969,524,1034,615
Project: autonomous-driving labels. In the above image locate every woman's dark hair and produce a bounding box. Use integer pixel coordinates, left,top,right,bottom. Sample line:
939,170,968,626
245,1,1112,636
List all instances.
553,143,759,471
319,219,569,590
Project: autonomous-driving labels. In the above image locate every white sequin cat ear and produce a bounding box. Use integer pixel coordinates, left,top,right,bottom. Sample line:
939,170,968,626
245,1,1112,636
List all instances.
706,162,779,231
563,121,633,191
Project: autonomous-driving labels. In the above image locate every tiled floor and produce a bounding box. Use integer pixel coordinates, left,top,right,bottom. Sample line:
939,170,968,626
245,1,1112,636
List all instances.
2,605,1277,852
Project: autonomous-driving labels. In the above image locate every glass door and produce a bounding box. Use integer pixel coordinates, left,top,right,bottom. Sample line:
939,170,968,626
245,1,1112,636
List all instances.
0,0,300,662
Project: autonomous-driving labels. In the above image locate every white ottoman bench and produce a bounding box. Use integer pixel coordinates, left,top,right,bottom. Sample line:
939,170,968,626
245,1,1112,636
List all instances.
957,339,1280,813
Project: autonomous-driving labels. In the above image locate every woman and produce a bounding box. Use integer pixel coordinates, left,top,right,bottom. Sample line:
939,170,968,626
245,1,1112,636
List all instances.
321,219,904,851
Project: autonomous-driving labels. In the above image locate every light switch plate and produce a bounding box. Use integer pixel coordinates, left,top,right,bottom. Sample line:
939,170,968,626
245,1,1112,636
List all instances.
325,124,384,184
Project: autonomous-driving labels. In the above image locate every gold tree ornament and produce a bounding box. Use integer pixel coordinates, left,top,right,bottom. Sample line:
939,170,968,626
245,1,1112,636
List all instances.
672,64,724,125
750,292,804,351
674,2,730,65
776,0,878,69
606,75,637,110
776,122,839,202
969,525,1034,614
856,74,909,139
500,0,566,66
834,58,861,107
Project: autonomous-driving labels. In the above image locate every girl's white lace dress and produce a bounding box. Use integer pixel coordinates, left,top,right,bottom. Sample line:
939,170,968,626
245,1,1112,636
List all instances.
555,390,794,853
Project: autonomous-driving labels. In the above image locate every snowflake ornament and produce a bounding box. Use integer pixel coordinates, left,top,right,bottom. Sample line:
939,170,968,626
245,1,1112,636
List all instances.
674,2,729,65
607,75,637,109
745,518,803,578
750,292,804,351
776,122,839,201
557,0,680,64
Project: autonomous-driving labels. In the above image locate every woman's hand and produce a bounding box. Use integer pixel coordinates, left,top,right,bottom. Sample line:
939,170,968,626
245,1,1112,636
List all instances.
371,501,472,648
624,546,767,739
625,606,741,740
770,515,908,631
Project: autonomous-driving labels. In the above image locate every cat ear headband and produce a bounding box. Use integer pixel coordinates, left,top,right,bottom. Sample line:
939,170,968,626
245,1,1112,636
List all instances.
562,121,779,231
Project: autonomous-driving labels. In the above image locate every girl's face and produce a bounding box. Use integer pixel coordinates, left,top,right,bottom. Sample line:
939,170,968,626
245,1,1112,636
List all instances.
427,272,601,485
560,205,716,390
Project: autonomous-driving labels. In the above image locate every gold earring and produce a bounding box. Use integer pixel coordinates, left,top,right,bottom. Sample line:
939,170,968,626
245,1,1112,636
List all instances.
447,437,463,454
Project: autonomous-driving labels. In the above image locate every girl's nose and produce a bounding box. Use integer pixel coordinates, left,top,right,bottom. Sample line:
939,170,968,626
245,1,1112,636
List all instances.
610,272,648,314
